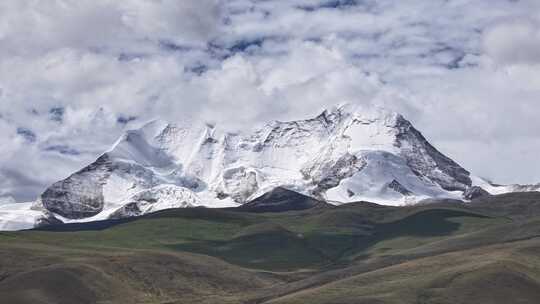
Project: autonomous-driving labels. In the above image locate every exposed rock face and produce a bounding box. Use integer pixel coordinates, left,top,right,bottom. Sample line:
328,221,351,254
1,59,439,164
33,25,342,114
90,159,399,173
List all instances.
394,116,472,191
40,155,113,219
303,153,366,196
463,186,491,200
388,180,412,196
222,167,259,203
35,212,63,228
107,185,201,219
510,184,540,193
109,202,141,219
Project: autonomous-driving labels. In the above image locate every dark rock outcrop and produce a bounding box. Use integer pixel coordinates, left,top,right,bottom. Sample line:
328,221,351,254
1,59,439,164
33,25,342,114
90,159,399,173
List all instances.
40,155,113,219
108,202,142,220
388,179,412,196
237,187,331,213
463,186,490,200
395,116,472,191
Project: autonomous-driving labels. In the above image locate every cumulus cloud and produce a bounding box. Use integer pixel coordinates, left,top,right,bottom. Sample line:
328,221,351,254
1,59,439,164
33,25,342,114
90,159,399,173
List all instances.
0,0,221,55
484,19,540,65
1,0,540,201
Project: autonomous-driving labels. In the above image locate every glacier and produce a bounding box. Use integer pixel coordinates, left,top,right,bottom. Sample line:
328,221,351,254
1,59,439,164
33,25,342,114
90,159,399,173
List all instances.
0,104,534,230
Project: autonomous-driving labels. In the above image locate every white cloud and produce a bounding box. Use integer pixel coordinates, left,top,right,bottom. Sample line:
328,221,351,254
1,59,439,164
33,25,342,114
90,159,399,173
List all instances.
484,19,540,65
1,0,540,201
0,0,222,55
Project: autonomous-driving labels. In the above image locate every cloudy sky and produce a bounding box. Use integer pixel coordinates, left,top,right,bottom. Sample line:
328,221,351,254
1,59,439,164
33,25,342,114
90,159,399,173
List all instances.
1,0,540,202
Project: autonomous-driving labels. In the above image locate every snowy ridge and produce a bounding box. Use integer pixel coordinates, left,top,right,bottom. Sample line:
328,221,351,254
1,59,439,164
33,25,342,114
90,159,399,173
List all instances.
0,104,533,230
0,202,49,231
471,175,540,195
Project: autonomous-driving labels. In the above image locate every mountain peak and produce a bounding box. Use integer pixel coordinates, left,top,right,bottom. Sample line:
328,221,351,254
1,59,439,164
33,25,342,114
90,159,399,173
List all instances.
316,103,401,125
0,103,493,230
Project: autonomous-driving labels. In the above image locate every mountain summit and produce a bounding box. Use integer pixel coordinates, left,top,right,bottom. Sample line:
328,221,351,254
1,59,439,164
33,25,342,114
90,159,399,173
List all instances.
35,104,471,219
0,104,529,230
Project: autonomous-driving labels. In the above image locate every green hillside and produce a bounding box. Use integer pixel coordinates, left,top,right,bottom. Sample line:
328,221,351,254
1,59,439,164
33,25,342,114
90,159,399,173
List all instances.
1,192,540,304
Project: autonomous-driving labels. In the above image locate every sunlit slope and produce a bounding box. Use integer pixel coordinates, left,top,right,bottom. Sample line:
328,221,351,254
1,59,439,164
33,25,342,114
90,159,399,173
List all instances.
0,192,539,303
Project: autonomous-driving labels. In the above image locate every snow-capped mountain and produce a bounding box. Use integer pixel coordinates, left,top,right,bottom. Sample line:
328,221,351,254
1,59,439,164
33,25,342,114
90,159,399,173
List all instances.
0,104,533,230
470,176,540,196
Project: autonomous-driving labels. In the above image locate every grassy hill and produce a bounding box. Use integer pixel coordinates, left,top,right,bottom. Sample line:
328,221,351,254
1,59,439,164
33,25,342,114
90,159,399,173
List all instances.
1,192,540,303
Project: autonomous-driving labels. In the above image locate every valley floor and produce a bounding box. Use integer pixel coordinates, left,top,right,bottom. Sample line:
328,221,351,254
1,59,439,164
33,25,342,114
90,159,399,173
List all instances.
1,192,540,304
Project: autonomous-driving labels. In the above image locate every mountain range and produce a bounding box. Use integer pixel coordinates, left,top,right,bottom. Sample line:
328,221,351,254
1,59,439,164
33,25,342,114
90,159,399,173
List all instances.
0,104,537,230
